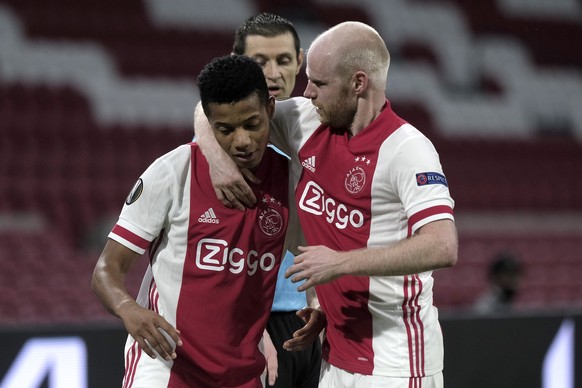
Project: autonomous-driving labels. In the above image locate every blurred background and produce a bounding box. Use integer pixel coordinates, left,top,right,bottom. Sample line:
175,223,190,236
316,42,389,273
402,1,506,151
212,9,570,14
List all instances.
0,0,581,387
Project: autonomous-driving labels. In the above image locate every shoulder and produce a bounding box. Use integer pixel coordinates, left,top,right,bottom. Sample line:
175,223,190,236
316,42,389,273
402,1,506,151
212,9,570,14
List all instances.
275,96,313,111
382,124,437,159
274,97,316,120
140,143,193,185
160,143,193,163
144,142,190,165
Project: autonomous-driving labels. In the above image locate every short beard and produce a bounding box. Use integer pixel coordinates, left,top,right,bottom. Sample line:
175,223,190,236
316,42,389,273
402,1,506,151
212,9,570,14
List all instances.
325,87,357,130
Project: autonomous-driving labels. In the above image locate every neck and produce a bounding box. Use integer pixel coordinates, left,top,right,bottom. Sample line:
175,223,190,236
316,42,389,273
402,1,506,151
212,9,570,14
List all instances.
349,93,386,136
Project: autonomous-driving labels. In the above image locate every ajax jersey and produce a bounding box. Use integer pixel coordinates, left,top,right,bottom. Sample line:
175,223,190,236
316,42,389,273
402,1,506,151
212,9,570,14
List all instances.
272,98,455,378
109,143,292,387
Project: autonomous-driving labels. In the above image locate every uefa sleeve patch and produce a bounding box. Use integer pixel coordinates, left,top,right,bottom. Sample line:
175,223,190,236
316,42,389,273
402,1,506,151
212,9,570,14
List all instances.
126,178,144,205
416,172,448,187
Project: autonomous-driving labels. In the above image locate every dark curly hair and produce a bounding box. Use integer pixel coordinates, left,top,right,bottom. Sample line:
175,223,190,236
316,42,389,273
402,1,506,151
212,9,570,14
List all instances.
232,12,300,56
197,55,269,115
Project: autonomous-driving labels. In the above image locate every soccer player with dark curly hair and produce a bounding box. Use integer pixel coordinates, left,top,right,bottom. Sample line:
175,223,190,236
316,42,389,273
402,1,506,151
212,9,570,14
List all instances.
92,55,324,388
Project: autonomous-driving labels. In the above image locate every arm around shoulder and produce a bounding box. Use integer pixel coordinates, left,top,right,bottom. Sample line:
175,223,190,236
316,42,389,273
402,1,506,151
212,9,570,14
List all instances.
193,102,257,210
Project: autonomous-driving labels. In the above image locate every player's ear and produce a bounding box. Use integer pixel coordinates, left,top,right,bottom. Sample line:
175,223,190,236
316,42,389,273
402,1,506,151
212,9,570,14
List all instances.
267,95,276,118
353,71,368,96
296,49,305,74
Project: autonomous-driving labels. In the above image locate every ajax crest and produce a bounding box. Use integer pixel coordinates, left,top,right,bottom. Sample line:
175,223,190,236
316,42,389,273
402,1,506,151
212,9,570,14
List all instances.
345,166,366,195
259,208,283,237
257,193,285,237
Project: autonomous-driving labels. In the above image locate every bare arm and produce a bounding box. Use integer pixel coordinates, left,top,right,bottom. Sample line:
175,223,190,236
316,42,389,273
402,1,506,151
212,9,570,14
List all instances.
306,287,319,309
260,329,278,385
91,239,182,360
286,219,458,291
193,102,257,210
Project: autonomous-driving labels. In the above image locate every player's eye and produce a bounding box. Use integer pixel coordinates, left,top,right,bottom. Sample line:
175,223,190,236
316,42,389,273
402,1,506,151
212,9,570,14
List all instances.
254,58,267,67
278,57,291,66
245,121,261,130
215,125,233,134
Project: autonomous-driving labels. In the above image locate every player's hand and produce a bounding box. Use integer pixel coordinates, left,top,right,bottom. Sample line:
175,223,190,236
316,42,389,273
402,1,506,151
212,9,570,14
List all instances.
193,102,258,209
285,245,343,291
261,330,278,386
118,301,182,361
283,307,326,352
208,157,259,211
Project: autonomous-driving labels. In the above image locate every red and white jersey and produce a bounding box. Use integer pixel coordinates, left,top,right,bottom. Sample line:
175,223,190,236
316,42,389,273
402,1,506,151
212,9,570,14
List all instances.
109,143,297,387
271,98,455,378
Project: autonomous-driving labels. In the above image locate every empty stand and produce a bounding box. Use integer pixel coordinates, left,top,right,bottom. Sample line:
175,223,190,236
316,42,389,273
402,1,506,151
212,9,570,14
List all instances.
0,83,191,246
432,136,582,211
434,233,582,311
441,0,582,69
0,230,149,325
0,79,186,324
2,0,233,78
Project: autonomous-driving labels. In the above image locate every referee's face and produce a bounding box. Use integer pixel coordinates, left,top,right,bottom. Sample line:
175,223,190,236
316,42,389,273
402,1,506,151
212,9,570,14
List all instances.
244,32,303,100
208,94,275,172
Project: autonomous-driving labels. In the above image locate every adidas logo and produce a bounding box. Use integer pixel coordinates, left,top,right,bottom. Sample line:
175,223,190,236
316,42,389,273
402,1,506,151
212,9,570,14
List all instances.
301,156,316,172
198,208,220,224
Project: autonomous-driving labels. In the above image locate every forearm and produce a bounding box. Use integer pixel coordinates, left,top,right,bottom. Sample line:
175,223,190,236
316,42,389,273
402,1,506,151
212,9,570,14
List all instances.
341,219,458,277
193,102,257,209
92,263,136,318
91,241,141,318
93,241,182,360
306,287,320,309
194,102,224,160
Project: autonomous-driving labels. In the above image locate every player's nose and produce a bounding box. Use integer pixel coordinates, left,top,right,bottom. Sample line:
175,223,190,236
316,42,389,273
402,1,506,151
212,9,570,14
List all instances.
303,80,316,99
264,62,281,79
233,128,252,149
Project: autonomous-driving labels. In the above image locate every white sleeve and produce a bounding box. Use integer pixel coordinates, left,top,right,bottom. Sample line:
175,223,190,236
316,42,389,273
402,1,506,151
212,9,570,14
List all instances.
388,127,455,233
270,97,320,157
283,187,306,256
270,97,321,193
109,150,180,254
